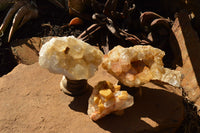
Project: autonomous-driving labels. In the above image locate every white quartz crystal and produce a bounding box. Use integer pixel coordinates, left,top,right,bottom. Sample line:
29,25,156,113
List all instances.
39,36,104,80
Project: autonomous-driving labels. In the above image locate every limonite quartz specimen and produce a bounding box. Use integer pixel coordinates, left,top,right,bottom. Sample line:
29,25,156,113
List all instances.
39,36,104,80
102,45,182,87
88,81,134,121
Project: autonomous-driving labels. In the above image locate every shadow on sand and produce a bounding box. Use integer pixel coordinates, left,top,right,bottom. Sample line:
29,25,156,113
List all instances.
69,86,184,133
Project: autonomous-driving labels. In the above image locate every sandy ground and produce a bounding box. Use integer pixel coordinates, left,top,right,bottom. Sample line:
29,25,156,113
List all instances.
0,63,184,133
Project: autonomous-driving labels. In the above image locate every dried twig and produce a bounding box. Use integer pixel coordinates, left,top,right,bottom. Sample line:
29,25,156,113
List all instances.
78,24,104,41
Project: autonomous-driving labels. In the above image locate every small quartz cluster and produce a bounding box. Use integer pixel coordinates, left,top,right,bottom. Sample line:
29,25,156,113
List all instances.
102,45,182,87
39,36,104,80
88,81,134,121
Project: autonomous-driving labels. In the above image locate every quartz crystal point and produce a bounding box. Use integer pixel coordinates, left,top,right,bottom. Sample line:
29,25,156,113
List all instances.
88,81,134,121
102,45,182,87
39,36,104,80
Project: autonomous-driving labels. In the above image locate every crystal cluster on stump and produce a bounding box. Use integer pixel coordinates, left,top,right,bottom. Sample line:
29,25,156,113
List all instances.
39,36,104,95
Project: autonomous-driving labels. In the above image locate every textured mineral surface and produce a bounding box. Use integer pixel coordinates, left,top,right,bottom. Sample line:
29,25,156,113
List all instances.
88,81,134,121
102,45,182,87
39,36,104,80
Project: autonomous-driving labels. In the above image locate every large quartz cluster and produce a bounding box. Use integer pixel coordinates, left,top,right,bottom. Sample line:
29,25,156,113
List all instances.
39,36,104,80
102,45,182,87
39,36,182,121
88,81,134,121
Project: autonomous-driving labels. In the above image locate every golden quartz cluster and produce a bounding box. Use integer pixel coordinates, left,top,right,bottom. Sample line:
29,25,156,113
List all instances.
39,36,182,121
102,45,182,87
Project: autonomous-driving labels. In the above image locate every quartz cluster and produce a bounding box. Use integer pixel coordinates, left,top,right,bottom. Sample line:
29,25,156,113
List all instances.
39,36,104,80
88,81,134,121
102,45,182,87
39,36,182,121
